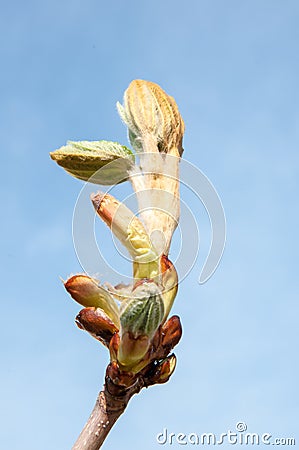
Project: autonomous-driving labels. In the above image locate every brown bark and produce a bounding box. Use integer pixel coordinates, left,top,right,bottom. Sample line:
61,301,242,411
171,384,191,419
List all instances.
72,376,144,450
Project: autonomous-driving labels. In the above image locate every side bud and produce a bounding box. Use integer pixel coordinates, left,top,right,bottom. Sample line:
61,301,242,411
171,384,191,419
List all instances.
76,307,118,347
161,315,182,351
145,354,177,385
64,275,120,327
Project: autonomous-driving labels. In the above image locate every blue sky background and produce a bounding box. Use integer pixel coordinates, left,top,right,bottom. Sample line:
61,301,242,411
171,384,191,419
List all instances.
1,1,298,449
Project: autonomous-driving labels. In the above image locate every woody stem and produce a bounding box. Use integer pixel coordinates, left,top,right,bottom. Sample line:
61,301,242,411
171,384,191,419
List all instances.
72,374,144,450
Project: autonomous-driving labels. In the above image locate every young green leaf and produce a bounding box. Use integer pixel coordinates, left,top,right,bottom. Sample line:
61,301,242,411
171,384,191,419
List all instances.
50,140,135,185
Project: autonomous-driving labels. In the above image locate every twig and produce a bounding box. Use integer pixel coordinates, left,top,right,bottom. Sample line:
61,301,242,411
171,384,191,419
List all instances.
72,316,182,449
72,375,144,450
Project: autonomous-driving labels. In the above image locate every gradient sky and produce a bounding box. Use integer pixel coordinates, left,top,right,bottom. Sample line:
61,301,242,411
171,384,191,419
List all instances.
1,1,298,449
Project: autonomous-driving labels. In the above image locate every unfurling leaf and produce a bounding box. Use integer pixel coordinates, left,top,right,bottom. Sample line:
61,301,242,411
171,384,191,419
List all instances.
117,281,164,368
50,140,135,185
117,79,185,156
120,281,164,339
91,192,160,280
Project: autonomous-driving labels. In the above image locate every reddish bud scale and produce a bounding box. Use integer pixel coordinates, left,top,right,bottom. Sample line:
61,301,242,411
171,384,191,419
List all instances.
75,307,118,347
161,315,182,351
106,361,136,390
91,192,114,229
160,255,178,321
145,354,177,385
160,254,172,273
109,332,120,362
